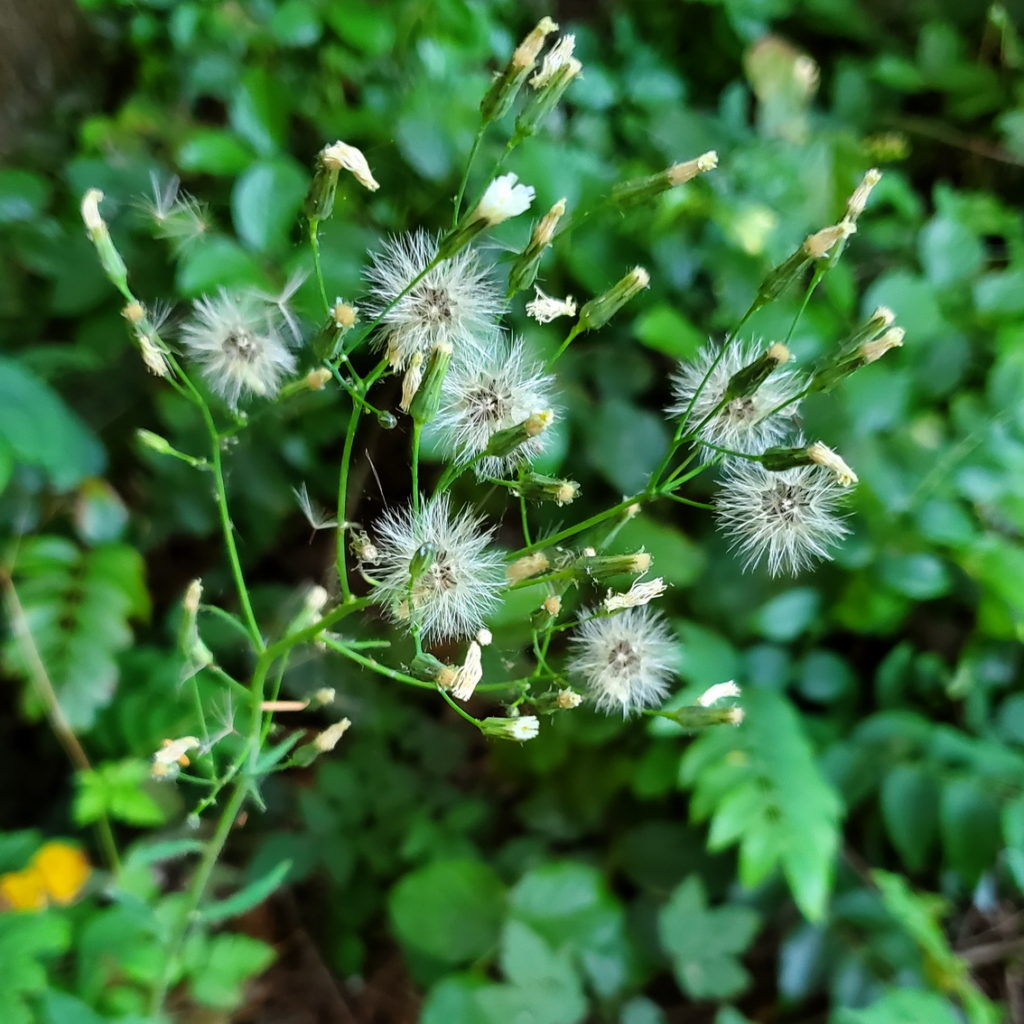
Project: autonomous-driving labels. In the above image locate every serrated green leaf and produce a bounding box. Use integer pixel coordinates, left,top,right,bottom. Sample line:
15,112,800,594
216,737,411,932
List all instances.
658,877,759,1000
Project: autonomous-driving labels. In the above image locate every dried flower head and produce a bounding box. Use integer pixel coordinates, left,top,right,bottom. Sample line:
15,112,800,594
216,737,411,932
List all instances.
715,460,849,575
321,140,380,191
434,338,556,477
569,607,678,717
803,220,855,258
372,495,504,641
531,34,578,89
526,287,577,323
365,230,503,370
668,341,802,457
603,577,667,612
180,289,296,407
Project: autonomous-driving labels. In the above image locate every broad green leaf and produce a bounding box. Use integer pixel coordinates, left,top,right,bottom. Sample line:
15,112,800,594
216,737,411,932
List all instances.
0,169,51,223
880,764,940,872
176,236,271,297
833,989,961,1024
939,776,1002,884
390,860,505,965
177,129,254,176
74,760,166,828
0,358,104,490
228,67,288,155
231,158,309,252
658,877,759,1000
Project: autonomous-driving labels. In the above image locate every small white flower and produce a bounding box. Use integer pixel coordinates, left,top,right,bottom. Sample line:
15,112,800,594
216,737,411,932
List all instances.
372,495,504,641
556,688,582,709
365,230,503,370
667,340,802,458
526,287,577,324
180,289,296,407
714,460,849,576
81,189,105,232
473,173,536,226
433,338,556,478
531,34,578,89
603,577,667,612
321,140,380,191
697,681,741,707
569,607,678,717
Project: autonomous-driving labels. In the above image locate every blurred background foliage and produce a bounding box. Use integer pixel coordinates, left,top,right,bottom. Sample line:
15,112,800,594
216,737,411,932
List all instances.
2,0,1024,1020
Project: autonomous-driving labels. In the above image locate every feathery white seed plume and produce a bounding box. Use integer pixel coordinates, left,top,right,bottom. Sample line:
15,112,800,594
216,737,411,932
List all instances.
714,459,849,576
667,340,802,457
364,230,503,370
179,289,296,408
372,495,504,642
433,338,556,478
568,606,678,717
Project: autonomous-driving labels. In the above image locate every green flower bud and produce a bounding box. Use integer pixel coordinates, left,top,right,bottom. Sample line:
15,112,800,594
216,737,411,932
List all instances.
577,267,650,331
409,342,453,425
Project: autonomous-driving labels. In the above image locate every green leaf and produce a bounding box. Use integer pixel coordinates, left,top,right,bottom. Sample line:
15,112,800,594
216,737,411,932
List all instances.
939,776,1002,884
176,236,271,297
918,215,984,286
680,687,841,920
269,0,322,46
186,933,275,1010
880,764,940,872
201,859,292,923
177,129,254,176
633,305,704,359
0,911,72,1024
0,169,51,224
324,0,395,55
74,760,166,827
658,876,759,1000
390,859,505,965
749,588,821,641
4,539,148,730
0,358,105,490
231,158,309,252
583,398,669,494
833,989,961,1024
229,67,289,155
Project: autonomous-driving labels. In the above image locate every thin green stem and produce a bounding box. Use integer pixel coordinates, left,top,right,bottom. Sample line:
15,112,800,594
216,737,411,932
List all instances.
322,636,434,689
336,403,361,602
547,323,583,368
784,267,824,345
411,423,423,513
309,219,330,313
452,124,486,228
509,496,640,560
437,685,483,727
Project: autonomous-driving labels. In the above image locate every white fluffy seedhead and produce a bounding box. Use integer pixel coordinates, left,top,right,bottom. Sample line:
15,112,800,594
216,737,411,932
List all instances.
179,289,296,408
714,460,849,576
433,338,555,477
364,230,503,370
568,607,678,717
667,340,802,457
372,495,505,642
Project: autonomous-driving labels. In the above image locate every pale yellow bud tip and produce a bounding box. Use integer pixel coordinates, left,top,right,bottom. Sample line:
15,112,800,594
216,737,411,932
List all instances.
803,220,856,258
630,552,652,573
333,301,358,328
556,689,583,709
860,327,905,363
525,409,554,436
542,594,562,616
807,441,858,486
81,189,105,232
183,580,203,616
767,342,791,364
321,140,380,191
314,718,352,752
122,301,145,324
507,551,550,582
306,368,332,390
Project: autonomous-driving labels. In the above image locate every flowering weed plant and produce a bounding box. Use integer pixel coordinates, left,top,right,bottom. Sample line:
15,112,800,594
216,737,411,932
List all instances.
66,13,910,1018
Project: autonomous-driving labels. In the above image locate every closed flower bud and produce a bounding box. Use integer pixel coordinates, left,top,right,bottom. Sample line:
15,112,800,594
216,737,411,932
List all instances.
305,368,332,390
659,706,744,729
513,37,582,144
807,441,858,486
136,428,174,457
557,688,583,709
506,551,550,583
542,594,562,616
577,267,650,331
611,151,718,210
313,718,352,752
480,16,559,124
724,342,791,400
410,651,451,682
803,220,855,258
584,551,651,581
860,327,905,364
484,409,553,459
516,473,579,506
508,198,567,294
409,341,453,425
400,351,425,413
845,168,881,221
81,188,129,293
321,141,379,191
480,715,540,741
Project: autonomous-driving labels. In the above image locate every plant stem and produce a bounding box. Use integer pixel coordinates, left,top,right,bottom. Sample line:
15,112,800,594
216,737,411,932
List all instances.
452,124,486,228
411,423,423,513
308,219,330,313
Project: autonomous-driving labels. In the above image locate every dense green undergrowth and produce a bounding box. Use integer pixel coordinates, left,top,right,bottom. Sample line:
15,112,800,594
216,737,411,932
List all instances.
2,0,1024,1021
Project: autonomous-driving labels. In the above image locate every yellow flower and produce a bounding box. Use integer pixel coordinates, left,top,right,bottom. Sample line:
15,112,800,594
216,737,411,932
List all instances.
0,841,91,912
